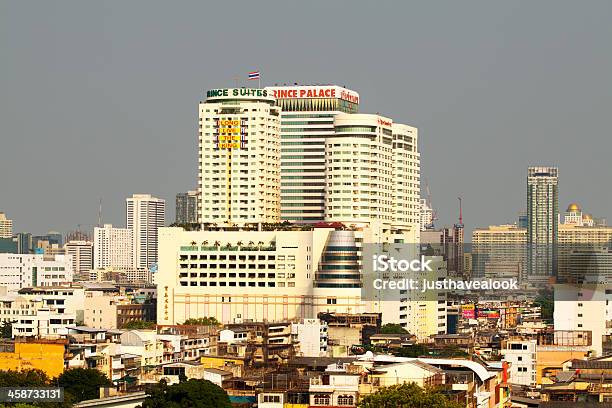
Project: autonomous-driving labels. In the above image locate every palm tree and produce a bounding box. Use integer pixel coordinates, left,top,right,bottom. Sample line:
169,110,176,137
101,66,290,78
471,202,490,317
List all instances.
190,241,197,247
214,241,221,248
202,240,209,247
237,241,243,248
257,241,265,249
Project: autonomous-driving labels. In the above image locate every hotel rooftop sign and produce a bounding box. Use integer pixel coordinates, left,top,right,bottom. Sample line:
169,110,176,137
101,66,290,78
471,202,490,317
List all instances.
265,85,360,104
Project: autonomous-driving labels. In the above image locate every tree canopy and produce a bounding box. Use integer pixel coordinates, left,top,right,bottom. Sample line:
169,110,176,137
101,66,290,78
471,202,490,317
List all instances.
358,383,463,408
123,320,156,330
139,379,231,408
182,317,220,326
56,368,112,403
0,369,48,387
379,323,408,334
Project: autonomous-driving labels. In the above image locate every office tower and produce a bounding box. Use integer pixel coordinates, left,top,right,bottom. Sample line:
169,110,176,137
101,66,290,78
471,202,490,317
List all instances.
14,232,32,254
421,227,464,277
94,224,133,269
558,222,612,282
527,166,559,279
471,225,527,279
198,88,281,225
126,194,165,269
175,191,198,224
0,212,13,238
66,230,91,242
266,85,360,223
64,240,93,279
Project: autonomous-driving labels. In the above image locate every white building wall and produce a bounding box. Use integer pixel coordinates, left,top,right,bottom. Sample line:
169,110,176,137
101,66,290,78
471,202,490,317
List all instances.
0,254,73,293
554,284,609,356
94,224,133,269
502,339,537,386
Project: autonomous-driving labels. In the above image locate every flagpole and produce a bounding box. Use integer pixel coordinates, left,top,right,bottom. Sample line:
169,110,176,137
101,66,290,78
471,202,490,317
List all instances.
258,74,261,89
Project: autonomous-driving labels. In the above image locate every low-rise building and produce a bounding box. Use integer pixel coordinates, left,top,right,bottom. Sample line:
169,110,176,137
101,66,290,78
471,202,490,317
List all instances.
292,318,328,357
0,339,67,377
120,330,164,368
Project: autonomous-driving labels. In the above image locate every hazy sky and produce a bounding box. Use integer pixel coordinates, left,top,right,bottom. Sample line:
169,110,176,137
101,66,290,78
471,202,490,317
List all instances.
2,1,611,236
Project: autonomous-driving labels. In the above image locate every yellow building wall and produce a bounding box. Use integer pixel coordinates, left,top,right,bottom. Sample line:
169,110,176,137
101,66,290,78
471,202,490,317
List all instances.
200,355,244,369
536,349,589,384
0,342,65,378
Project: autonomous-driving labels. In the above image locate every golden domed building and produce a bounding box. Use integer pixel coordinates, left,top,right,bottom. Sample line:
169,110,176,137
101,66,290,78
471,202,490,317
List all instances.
563,203,583,226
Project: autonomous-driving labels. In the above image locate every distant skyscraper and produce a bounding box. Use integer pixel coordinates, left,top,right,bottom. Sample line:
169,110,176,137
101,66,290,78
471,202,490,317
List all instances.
64,240,93,279
0,212,13,239
527,166,558,279
94,224,133,269
419,199,434,231
14,232,32,254
175,191,198,224
198,88,281,225
126,194,165,269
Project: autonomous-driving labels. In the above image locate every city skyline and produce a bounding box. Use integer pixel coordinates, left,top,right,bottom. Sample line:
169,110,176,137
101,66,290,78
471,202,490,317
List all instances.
2,1,612,235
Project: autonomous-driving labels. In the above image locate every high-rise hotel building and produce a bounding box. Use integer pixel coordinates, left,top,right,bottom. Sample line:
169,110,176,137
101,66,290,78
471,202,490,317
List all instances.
158,85,438,336
266,85,359,224
324,114,420,238
198,88,281,225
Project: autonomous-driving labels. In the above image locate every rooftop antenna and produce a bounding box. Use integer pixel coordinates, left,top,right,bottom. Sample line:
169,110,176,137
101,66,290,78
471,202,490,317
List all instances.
457,197,463,226
98,198,103,227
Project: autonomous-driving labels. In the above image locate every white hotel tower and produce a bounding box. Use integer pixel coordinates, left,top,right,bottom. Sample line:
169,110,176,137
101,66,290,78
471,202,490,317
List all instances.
325,114,421,241
198,88,281,225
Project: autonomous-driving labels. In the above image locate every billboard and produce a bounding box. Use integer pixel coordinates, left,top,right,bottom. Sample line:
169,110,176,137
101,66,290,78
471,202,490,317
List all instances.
462,304,475,319
215,119,246,149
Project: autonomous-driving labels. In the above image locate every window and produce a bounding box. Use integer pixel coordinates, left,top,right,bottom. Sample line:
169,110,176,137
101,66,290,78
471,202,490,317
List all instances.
314,394,330,406
338,395,354,406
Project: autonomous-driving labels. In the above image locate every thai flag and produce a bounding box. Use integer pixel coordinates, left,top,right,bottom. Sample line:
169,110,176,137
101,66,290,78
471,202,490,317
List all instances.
248,71,260,80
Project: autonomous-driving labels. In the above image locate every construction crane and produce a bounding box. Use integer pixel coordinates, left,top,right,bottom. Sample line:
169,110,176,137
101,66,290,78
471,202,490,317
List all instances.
425,182,438,225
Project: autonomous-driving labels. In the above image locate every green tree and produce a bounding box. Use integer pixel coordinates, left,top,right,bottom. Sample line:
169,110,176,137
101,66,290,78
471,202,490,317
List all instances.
139,379,231,408
359,383,462,408
123,320,156,330
534,288,554,322
379,323,408,334
182,317,220,326
56,368,112,403
0,369,48,387
392,344,430,358
0,321,13,339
